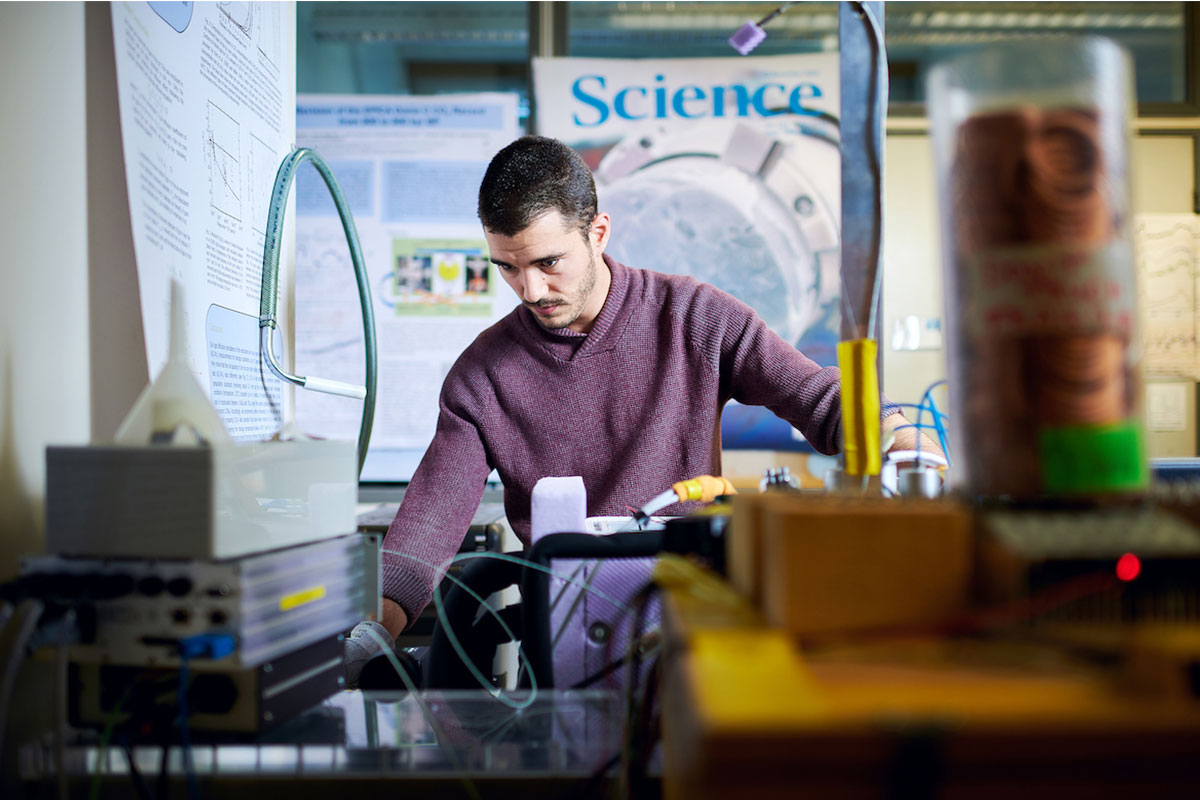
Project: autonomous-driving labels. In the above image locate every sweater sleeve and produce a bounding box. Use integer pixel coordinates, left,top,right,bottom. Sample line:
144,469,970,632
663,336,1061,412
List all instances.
380,377,492,627
703,287,903,454
670,283,838,453
726,314,844,454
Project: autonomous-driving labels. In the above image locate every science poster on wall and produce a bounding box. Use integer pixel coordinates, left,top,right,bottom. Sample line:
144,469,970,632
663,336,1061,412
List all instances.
111,1,296,440
292,94,521,481
534,54,841,450
1134,214,1200,379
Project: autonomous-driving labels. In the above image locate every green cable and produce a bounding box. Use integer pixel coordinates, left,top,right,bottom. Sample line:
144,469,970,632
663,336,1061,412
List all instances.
381,549,635,707
88,687,130,800
428,558,539,711
380,548,541,710
258,147,377,474
444,550,631,611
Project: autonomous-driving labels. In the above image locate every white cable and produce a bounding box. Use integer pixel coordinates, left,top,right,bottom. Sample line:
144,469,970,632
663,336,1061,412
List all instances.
383,549,635,703
616,488,678,533
639,488,679,517
884,449,949,468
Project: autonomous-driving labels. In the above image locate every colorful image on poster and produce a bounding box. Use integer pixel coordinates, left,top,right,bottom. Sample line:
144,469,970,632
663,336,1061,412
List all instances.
388,238,494,317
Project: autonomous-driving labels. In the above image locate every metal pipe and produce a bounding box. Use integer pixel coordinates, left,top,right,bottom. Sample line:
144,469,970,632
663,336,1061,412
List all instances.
260,326,366,400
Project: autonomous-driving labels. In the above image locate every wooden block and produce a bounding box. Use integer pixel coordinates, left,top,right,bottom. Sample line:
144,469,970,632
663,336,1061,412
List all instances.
759,496,971,636
727,492,797,605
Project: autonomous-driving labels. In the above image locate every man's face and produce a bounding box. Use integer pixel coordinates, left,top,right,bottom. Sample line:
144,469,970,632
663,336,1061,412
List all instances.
485,210,611,334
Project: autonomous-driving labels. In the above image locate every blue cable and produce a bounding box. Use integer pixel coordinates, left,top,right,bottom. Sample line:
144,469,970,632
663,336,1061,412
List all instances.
918,380,951,464
173,633,231,800
888,396,952,466
926,394,950,458
890,401,948,423
177,657,199,800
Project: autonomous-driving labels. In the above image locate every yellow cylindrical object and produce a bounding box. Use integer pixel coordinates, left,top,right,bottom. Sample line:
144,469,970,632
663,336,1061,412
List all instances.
673,475,737,504
838,339,882,476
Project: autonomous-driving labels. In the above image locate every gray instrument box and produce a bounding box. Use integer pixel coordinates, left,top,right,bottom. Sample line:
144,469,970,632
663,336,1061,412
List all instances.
45,439,357,560
21,533,380,668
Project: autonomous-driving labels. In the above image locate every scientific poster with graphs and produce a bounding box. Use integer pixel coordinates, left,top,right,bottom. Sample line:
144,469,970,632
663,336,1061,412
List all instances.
1135,214,1200,378
534,54,841,450
111,2,295,439
292,94,521,481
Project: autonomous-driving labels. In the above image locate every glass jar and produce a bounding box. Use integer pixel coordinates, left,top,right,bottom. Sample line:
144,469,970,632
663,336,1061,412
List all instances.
927,36,1147,501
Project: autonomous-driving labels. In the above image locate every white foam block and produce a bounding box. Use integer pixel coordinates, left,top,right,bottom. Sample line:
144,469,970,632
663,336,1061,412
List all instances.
531,475,588,544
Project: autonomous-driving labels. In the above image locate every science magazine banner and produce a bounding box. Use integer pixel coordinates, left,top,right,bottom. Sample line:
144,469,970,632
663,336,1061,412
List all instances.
534,54,842,451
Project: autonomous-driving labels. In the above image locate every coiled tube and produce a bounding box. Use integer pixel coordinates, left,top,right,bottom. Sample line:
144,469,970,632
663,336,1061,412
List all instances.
258,148,377,474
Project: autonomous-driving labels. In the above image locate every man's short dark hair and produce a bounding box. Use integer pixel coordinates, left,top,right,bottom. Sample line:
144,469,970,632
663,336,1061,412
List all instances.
478,136,597,238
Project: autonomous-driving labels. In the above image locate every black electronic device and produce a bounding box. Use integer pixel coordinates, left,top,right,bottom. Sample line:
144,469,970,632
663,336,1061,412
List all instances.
356,501,506,553
69,634,344,735
978,508,1200,627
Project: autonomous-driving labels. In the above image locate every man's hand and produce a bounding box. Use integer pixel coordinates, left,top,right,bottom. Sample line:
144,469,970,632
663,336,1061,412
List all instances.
882,412,945,460
381,597,408,638
342,600,410,689
343,620,393,689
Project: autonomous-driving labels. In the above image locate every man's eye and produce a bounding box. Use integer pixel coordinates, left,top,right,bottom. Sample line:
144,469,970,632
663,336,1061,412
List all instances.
541,258,559,269
497,263,516,273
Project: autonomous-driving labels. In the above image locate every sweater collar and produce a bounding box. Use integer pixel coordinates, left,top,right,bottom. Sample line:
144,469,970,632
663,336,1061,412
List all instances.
518,253,631,361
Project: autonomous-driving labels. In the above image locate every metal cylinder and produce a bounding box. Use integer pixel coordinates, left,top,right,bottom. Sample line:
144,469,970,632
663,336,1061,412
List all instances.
898,468,943,499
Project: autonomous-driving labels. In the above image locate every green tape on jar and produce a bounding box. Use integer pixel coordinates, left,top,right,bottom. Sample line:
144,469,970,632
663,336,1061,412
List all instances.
1038,422,1148,494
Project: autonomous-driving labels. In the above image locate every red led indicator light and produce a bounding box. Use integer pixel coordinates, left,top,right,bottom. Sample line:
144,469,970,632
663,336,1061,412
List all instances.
1116,553,1141,582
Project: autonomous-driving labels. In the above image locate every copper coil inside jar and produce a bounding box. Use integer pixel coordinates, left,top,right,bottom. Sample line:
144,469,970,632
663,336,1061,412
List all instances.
948,105,1139,499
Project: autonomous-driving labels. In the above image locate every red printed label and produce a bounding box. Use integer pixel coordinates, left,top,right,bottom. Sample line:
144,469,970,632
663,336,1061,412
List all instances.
964,242,1135,339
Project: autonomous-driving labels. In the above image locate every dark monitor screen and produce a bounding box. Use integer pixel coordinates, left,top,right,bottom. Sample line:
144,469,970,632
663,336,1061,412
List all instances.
1151,458,1200,484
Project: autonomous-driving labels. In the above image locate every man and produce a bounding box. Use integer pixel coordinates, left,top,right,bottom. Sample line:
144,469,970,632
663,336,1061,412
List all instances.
377,135,932,637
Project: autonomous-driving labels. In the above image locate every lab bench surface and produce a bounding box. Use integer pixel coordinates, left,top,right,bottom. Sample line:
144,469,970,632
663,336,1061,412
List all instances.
18,689,656,799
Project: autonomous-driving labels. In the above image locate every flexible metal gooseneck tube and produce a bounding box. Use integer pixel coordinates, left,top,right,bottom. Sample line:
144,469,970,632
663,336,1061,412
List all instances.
259,147,378,474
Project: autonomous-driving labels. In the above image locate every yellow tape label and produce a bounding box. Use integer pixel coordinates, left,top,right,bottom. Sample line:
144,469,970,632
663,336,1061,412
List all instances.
837,338,882,476
279,585,326,612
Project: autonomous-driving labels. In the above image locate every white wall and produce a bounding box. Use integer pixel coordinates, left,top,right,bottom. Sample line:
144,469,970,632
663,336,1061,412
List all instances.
1130,136,1197,213
0,2,92,577
881,132,1197,414
881,135,945,409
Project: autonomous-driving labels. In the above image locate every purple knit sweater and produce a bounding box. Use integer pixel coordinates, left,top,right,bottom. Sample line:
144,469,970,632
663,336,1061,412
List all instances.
381,255,845,621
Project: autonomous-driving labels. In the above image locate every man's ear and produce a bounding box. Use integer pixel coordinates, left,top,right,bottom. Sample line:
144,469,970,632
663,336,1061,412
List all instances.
591,212,612,253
